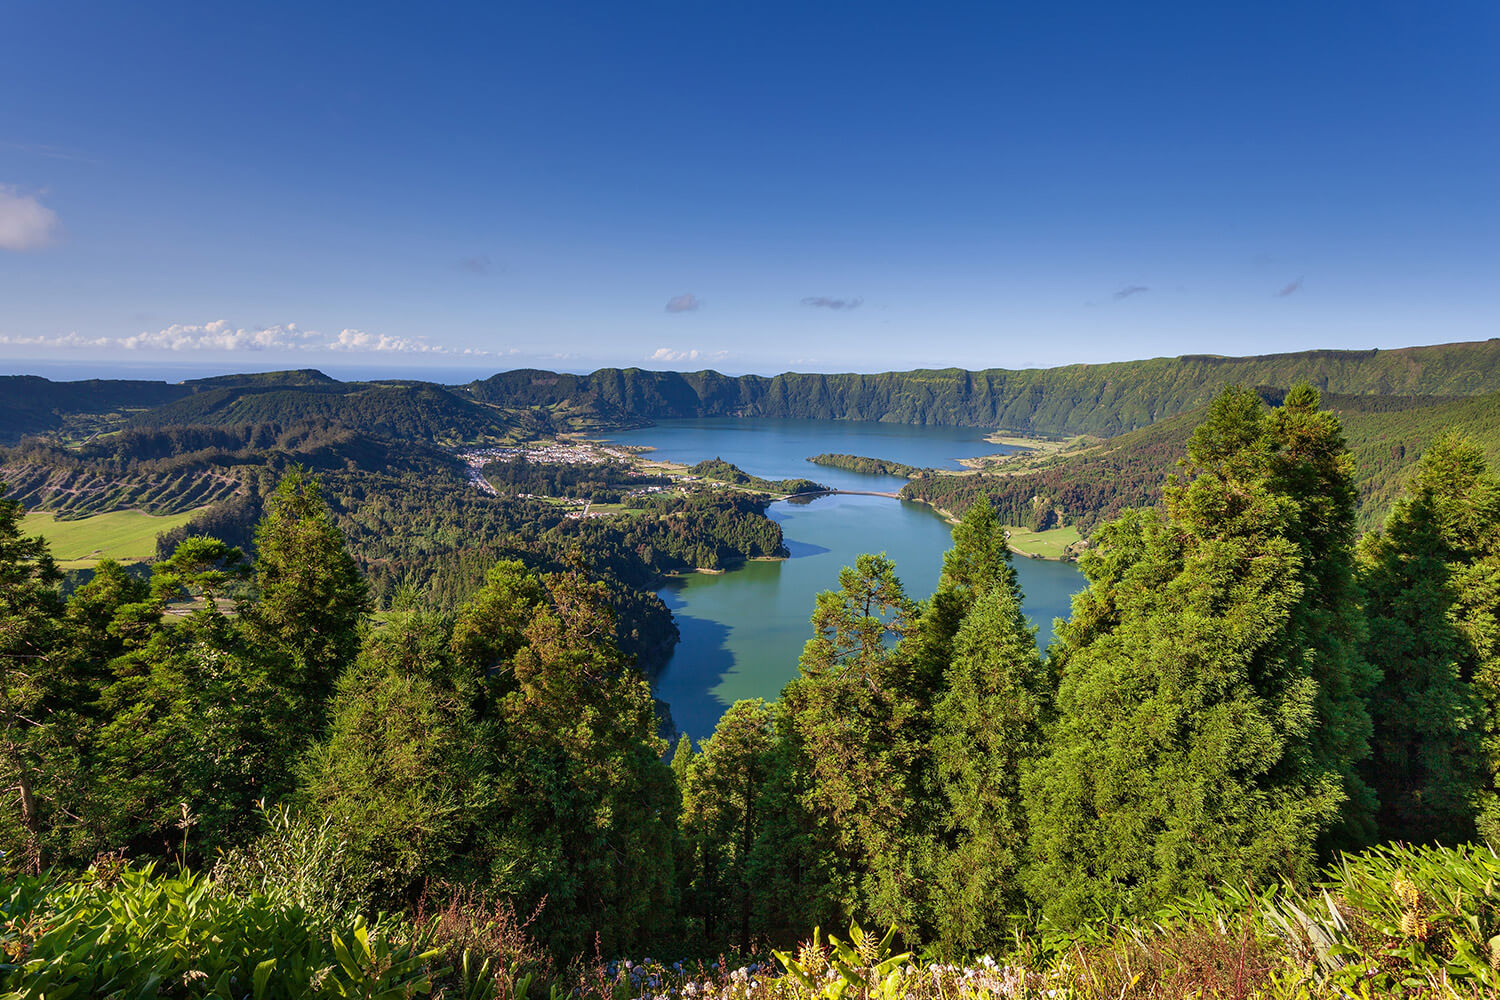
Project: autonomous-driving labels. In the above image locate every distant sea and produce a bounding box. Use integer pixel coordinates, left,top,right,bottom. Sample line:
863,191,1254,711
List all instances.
0,359,518,386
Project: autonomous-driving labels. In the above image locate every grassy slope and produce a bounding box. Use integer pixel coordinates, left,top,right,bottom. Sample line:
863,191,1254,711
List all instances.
1005,524,1082,559
21,508,205,568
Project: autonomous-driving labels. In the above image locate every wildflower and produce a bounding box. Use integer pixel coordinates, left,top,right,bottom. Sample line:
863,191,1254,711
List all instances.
1399,909,1430,941
1391,871,1420,910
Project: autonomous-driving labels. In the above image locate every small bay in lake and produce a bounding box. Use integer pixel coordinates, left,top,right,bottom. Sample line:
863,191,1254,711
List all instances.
603,419,1088,739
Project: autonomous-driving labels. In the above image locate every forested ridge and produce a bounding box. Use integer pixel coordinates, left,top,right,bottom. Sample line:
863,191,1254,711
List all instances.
7,337,1500,447
464,338,1500,436
5,384,1500,997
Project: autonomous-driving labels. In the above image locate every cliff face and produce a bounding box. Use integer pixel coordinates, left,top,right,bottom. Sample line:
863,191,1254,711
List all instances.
464,339,1500,436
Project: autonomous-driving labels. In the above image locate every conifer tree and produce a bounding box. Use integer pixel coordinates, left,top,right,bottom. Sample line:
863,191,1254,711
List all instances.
0,486,65,871
680,699,774,952
929,583,1049,953
450,558,545,709
1267,383,1378,848
489,567,677,954
303,609,491,903
744,707,843,943
242,468,370,713
91,577,285,863
909,495,1015,692
1024,385,1373,924
780,552,926,932
1358,434,1500,843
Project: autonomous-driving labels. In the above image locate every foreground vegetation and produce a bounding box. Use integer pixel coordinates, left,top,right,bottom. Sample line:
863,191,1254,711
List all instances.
9,841,1500,997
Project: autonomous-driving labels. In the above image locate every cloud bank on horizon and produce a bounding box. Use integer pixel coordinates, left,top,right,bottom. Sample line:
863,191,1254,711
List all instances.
0,320,490,356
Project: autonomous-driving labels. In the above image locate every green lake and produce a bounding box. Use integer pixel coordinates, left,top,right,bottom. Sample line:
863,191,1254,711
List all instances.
604,419,1088,739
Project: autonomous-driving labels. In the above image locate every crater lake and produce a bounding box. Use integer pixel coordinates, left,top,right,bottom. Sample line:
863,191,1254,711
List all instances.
603,419,1088,739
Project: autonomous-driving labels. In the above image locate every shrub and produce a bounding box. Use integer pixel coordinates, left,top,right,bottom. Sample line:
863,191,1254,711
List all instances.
0,861,439,998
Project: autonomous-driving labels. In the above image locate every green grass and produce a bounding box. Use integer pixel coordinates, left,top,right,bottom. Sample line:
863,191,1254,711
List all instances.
1005,524,1082,560
21,508,206,568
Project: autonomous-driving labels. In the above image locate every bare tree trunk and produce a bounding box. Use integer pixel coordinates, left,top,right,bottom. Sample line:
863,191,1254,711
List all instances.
16,764,41,873
739,772,754,956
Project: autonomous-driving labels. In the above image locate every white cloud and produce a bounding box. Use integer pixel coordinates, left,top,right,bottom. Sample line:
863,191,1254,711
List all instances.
0,186,61,251
649,347,701,363
647,347,730,365
0,319,488,355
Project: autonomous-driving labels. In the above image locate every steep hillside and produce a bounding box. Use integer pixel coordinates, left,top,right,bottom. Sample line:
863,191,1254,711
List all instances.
466,338,1500,436
0,375,193,441
902,389,1500,534
7,339,1500,445
128,381,518,442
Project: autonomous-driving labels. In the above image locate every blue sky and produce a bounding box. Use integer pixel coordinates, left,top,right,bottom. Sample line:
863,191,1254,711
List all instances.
1,1,1495,379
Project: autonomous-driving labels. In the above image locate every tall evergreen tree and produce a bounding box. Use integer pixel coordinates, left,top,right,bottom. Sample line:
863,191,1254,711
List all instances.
78,535,294,864
242,468,370,713
680,698,775,952
908,495,1016,692
302,609,492,904
744,705,843,945
780,552,926,933
0,486,66,872
487,567,677,955
1358,434,1500,843
1024,385,1373,924
1266,383,1377,848
929,583,1050,954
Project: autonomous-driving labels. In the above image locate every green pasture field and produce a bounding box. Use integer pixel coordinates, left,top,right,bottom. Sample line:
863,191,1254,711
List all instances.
1004,523,1082,560
21,508,206,569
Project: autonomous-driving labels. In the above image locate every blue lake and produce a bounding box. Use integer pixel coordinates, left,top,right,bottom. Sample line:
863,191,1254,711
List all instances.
604,419,1088,740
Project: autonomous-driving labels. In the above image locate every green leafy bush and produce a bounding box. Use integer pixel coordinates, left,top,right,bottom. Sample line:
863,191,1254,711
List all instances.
211,802,372,924
0,861,439,998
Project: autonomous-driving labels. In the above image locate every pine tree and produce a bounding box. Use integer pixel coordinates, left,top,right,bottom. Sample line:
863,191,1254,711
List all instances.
929,583,1049,953
1024,385,1373,924
302,609,491,903
1358,434,1500,843
0,486,65,871
680,698,775,952
780,552,925,933
242,468,370,713
488,567,677,954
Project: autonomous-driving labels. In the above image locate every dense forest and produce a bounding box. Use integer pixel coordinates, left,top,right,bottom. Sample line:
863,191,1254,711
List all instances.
5,383,1500,996
0,418,794,696
481,455,671,501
